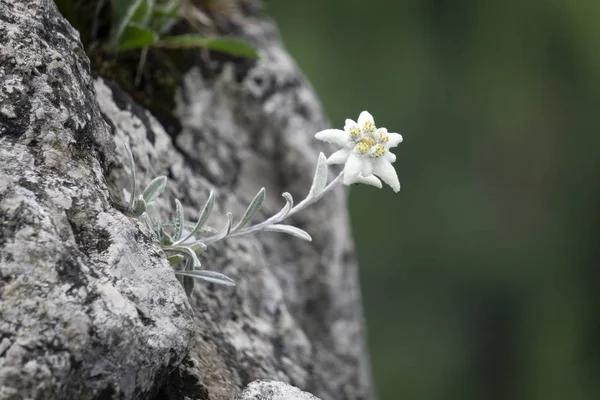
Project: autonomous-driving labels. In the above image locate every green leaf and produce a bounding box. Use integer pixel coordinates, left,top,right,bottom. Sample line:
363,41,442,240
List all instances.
174,270,236,286
168,254,185,265
116,24,158,52
173,199,184,241
191,242,207,255
232,188,265,232
142,176,167,204
263,224,312,241
164,245,201,268
162,230,174,246
133,197,147,215
110,0,153,47
308,152,328,197
156,35,259,59
151,0,183,33
129,0,154,26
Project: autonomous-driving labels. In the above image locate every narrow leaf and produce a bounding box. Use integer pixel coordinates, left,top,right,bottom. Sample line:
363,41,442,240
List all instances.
142,176,167,204
176,191,214,244
308,152,328,197
162,230,174,246
111,0,144,46
232,188,265,232
174,270,236,286
263,224,312,241
129,0,153,26
173,199,184,241
125,144,137,208
155,35,258,59
151,0,182,33
116,24,158,52
270,192,294,221
176,274,195,296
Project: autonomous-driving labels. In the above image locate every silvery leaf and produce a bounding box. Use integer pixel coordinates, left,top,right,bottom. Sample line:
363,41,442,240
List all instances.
174,270,236,286
191,242,207,255
270,192,294,221
176,274,195,296
173,199,184,241
176,190,214,244
263,224,312,241
308,152,328,197
232,188,265,232
126,144,137,208
142,176,167,204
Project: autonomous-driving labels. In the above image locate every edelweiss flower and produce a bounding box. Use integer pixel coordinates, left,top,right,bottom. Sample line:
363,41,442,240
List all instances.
315,111,403,192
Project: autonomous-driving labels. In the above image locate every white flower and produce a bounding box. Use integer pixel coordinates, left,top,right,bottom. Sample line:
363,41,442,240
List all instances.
314,111,403,192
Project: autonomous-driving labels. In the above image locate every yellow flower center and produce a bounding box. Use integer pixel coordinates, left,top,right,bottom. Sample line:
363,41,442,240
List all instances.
356,137,376,154
371,144,387,158
349,126,362,138
363,120,376,133
376,128,389,143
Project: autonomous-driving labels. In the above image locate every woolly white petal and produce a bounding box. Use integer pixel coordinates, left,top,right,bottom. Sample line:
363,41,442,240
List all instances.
384,151,397,163
373,160,400,192
355,174,382,188
357,111,375,127
314,129,348,146
344,119,357,130
327,149,350,165
343,153,363,185
362,160,373,176
387,132,403,147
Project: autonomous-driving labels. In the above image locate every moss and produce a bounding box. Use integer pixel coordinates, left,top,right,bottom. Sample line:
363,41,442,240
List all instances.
55,0,188,135
54,0,257,137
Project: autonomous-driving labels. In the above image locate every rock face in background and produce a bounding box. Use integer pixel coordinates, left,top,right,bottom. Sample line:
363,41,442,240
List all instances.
0,1,373,399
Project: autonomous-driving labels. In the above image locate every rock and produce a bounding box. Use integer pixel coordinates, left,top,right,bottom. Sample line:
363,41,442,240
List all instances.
0,1,194,400
236,380,321,400
0,0,374,399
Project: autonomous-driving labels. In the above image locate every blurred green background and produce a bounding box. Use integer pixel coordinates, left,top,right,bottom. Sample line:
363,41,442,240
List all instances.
267,1,600,399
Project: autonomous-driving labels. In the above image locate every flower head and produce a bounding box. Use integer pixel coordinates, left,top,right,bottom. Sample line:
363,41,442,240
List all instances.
315,111,403,192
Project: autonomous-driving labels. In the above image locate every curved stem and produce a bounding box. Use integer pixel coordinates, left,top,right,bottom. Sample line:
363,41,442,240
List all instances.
224,171,344,239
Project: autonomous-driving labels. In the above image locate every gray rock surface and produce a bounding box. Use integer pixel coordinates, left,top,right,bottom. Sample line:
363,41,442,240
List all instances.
236,380,321,400
0,0,374,399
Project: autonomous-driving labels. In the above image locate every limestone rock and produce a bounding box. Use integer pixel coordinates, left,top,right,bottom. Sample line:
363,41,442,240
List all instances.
236,380,321,400
0,0,374,399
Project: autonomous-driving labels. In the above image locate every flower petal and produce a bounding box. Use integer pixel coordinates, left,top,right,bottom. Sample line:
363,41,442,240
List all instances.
357,111,375,127
314,129,348,146
343,153,363,185
384,151,396,163
373,160,400,192
344,119,357,130
326,149,350,165
355,174,382,188
362,159,373,176
387,132,403,147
